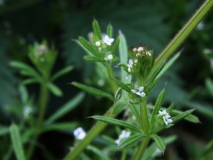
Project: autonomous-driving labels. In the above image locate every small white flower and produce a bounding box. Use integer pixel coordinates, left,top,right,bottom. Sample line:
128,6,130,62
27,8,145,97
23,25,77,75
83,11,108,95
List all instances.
196,22,204,30
146,51,151,56
131,84,146,97
158,110,173,125
104,54,113,61
23,106,32,118
95,41,101,46
73,127,86,140
127,59,134,72
137,47,144,52
103,35,114,46
133,48,137,52
115,130,131,145
98,79,105,86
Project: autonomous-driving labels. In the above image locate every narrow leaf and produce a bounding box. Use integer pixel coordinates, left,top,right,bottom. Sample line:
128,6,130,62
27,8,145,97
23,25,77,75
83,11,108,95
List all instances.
10,123,26,160
156,52,181,79
129,104,141,125
78,37,100,57
48,83,63,96
110,78,131,92
151,134,165,152
150,88,166,126
72,82,114,101
22,78,40,85
44,92,84,125
0,125,9,136
111,37,120,55
92,20,102,40
83,56,105,62
42,122,78,133
173,109,195,123
90,115,141,133
119,31,128,83
10,61,41,80
117,134,143,150
205,78,213,97
51,66,74,81
107,23,113,38
167,103,174,114
87,145,111,160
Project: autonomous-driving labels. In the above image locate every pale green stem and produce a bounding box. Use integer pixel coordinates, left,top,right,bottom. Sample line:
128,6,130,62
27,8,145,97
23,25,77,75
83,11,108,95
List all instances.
140,97,150,135
26,77,49,160
121,149,127,160
132,137,150,160
154,0,213,69
105,62,117,93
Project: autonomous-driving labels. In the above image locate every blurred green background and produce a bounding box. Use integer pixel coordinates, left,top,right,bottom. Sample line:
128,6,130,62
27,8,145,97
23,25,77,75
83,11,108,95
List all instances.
0,0,213,159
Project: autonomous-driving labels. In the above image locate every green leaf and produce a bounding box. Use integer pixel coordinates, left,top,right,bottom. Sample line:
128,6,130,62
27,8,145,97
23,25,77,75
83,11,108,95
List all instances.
117,134,143,150
51,66,74,81
48,83,63,96
90,115,142,133
87,145,110,160
111,37,120,55
92,20,102,40
79,152,91,160
42,122,78,133
128,104,141,125
146,60,165,83
10,61,41,80
150,88,166,126
72,82,114,101
119,32,128,83
22,78,40,85
107,23,113,38
78,37,101,57
9,123,26,160
205,78,213,97
110,78,131,93
44,92,84,125
172,109,195,123
184,114,200,123
114,87,122,102
167,103,174,114
156,51,181,79
151,134,165,152
83,56,105,62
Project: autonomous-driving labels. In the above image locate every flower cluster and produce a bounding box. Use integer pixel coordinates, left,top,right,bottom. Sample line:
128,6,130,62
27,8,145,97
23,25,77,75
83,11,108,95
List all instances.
115,130,131,145
94,35,115,62
158,110,173,125
131,84,146,97
73,127,86,140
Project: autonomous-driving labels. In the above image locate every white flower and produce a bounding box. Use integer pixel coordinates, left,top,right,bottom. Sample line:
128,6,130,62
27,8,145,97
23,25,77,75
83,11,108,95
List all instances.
23,106,32,118
158,110,173,125
133,48,137,52
131,84,146,97
146,51,151,56
95,41,101,46
73,127,86,140
103,35,114,46
127,59,134,72
104,54,113,61
137,47,144,52
115,130,131,145
196,22,204,30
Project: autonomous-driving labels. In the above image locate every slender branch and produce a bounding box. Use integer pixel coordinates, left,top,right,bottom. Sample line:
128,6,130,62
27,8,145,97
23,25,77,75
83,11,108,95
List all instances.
133,137,150,160
154,0,213,68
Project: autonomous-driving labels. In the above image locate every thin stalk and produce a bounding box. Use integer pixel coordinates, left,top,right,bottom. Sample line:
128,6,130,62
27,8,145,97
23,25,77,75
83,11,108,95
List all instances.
105,62,118,93
154,0,213,69
140,97,150,135
133,137,150,160
121,149,127,160
63,108,114,160
26,77,49,160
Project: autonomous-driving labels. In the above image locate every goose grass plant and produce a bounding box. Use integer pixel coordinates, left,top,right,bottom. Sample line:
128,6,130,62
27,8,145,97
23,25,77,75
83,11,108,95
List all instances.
5,0,213,160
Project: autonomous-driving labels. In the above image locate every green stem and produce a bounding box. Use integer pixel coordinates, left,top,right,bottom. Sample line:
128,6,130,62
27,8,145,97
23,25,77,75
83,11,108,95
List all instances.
26,78,49,160
133,137,150,160
63,108,114,160
154,0,213,68
105,62,117,93
121,149,127,160
140,97,150,135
